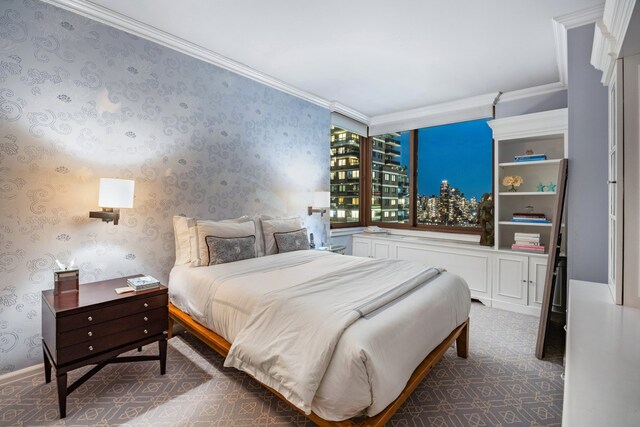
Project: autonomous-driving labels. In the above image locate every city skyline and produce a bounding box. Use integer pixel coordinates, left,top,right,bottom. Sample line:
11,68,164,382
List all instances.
398,119,493,201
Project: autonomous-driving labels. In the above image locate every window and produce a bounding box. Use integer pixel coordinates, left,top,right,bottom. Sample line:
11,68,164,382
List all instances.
416,119,492,228
366,119,492,233
370,131,410,224
330,125,362,225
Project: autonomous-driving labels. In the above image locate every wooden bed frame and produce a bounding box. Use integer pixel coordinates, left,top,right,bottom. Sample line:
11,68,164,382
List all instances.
168,302,469,427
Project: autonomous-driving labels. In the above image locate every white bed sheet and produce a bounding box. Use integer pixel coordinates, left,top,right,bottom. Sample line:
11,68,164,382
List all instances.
169,250,470,421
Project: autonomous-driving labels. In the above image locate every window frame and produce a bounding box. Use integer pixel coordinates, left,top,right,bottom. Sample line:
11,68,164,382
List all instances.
364,121,494,235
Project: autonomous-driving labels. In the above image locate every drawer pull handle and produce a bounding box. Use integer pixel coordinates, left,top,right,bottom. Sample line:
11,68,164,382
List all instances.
144,316,148,322
88,316,93,322
88,345,93,351
88,331,93,337
144,329,148,334
144,303,149,308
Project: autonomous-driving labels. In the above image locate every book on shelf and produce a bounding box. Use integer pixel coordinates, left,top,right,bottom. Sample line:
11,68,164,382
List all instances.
513,212,546,218
514,232,540,239
515,239,540,246
511,218,550,223
514,154,547,162
127,275,160,290
511,243,545,253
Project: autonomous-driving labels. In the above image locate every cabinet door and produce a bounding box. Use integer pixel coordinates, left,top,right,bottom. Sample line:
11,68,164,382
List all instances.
494,254,528,307
528,257,547,309
372,241,393,259
352,238,371,258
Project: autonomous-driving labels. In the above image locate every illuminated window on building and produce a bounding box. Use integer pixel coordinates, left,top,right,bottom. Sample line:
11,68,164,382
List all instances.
370,131,410,224
416,119,492,228
330,125,362,224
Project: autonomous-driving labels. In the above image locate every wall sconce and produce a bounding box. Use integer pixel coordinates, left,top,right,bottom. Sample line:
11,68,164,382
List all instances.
308,191,330,216
89,178,135,225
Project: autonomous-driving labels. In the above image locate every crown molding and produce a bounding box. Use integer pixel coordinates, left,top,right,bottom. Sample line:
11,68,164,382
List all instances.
369,92,499,133
553,4,606,85
591,0,636,85
499,82,567,102
554,4,606,29
329,102,371,125
488,108,568,140
41,0,371,123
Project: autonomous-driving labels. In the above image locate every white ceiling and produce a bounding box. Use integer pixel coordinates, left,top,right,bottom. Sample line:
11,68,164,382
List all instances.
57,0,604,118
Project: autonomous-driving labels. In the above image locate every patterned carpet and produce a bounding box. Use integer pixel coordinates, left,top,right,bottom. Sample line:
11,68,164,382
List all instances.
0,303,565,426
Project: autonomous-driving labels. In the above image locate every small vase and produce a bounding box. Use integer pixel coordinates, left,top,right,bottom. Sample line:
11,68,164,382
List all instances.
509,185,517,192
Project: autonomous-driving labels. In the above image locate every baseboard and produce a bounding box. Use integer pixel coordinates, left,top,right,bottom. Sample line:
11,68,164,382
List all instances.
491,300,541,317
0,363,44,387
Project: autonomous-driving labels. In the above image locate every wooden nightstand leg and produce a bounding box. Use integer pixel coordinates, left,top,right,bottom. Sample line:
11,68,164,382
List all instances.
43,346,51,384
159,338,167,375
56,372,67,418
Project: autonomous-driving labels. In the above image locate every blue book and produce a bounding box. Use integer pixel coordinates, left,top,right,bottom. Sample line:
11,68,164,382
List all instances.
511,218,550,223
514,156,547,162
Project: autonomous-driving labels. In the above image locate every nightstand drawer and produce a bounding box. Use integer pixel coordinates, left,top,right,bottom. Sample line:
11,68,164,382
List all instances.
57,306,167,348
58,294,168,332
57,319,166,365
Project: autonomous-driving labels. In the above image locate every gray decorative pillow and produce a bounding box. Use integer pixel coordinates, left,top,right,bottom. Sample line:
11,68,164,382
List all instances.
205,235,256,265
274,228,310,253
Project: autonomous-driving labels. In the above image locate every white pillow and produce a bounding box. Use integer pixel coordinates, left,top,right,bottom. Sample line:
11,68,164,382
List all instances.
173,215,195,266
261,217,303,256
193,219,256,266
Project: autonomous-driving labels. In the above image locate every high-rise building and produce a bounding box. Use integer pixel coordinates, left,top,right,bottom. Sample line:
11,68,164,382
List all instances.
370,133,409,223
417,180,482,227
330,126,361,223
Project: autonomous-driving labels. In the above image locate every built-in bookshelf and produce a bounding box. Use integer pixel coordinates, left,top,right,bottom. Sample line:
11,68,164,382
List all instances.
489,109,568,254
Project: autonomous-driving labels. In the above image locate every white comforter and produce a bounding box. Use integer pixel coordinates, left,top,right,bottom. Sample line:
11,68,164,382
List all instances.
169,250,470,421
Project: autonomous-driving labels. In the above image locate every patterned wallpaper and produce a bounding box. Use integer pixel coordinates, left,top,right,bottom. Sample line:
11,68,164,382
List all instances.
0,0,330,374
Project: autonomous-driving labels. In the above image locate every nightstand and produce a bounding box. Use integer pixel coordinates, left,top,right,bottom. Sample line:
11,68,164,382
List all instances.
41,275,168,418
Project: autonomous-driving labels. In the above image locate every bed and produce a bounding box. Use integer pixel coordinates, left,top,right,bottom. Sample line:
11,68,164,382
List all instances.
167,245,471,426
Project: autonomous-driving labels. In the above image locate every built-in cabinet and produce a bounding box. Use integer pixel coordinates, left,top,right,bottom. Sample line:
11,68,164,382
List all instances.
350,109,570,317
353,234,547,316
488,109,568,254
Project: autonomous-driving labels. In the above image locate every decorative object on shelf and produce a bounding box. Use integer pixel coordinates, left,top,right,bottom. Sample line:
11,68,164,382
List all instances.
478,193,494,246
502,175,523,192
547,182,557,192
536,182,546,192
53,259,79,296
89,178,135,225
524,205,534,213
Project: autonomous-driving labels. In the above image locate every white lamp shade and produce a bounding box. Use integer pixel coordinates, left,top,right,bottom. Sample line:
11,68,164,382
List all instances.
313,191,330,208
98,178,135,208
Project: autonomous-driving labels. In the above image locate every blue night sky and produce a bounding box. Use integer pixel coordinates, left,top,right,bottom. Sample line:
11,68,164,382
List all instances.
398,118,493,201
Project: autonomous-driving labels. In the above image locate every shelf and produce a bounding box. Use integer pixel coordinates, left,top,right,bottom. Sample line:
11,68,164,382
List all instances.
498,221,552,227
498,191,556,196
499,247,548,255
498,159,562,167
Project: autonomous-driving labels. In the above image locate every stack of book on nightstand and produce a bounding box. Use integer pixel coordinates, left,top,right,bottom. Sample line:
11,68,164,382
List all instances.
511,232,545,253
127,275,160,291
514,153,547,162
511,212,550,224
